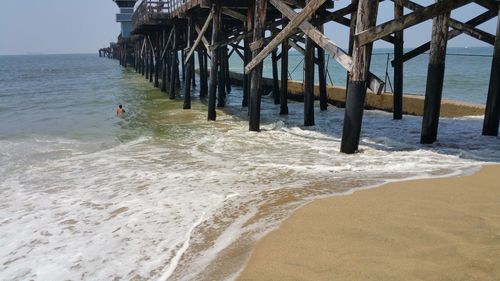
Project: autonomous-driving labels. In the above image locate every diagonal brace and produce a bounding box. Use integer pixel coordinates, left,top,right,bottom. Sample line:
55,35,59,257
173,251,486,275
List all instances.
244,0,327,74
399,0,495,45
356,0,473,47
161,28,175,60
184,12,213,64
395,9,497,64
195,25,211,51
270,0,385,94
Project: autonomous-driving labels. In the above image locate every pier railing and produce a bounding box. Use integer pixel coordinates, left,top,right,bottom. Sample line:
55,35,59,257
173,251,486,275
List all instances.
132,0,188,30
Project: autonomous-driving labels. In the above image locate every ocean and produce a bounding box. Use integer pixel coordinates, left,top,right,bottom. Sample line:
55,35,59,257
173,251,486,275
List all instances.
0,49,499,280
231,46,495,104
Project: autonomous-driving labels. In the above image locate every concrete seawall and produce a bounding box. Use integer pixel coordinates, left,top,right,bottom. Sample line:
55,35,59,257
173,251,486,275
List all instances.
228,72,485,118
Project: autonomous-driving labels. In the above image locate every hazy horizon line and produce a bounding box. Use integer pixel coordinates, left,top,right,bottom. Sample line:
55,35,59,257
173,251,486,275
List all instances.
1,44,494,57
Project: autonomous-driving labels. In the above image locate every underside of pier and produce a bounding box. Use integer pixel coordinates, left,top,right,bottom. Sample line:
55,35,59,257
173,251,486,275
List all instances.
104,0,500,153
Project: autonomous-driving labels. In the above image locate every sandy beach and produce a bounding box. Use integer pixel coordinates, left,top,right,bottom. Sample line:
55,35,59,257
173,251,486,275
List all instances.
238,165,500,281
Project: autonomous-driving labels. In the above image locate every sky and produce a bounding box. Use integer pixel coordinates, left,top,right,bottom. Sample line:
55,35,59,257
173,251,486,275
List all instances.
0,0,497,55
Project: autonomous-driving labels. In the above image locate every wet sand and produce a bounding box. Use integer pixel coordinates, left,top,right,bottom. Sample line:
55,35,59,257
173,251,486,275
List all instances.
238,165,500,281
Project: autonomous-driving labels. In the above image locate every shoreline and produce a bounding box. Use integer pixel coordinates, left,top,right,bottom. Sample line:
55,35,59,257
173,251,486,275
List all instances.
236,164,500,280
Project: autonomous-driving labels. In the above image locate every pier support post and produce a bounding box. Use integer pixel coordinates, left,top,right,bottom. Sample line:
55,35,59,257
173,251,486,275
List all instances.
393,0,404,120
124,47,128,67
145,42,150,79
198,47,208,98
134,44,138,72
242,6,254,108
175,52,181,87
280,21,289,115
119,47,123,66
184,14,194,109
482,7,500,136
141,40,146,76
137,43,141,72
162,55,167,92
154,33,160,88
181,50,186,82
149,44,154,83
161,30,168,92
120,47,123,65
218,47,226,108
192,51,196,88
420,1,449,144
249,0,267,131
317,24,328,111
208,2,221,120
169,27,177,99
304,21,315,126
224,45,231,94
345,0,358,99
272,29,280,105
141,50,144,75
340,0,378,154
170,51,178,99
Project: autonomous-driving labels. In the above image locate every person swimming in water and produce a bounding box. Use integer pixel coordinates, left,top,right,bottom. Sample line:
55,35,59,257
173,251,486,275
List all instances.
116,105,125,116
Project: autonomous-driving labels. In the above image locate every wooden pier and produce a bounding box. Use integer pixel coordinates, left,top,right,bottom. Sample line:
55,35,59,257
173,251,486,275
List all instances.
104,0,500,153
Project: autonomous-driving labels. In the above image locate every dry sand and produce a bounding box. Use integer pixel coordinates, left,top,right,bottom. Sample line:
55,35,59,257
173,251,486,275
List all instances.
238,165,500,281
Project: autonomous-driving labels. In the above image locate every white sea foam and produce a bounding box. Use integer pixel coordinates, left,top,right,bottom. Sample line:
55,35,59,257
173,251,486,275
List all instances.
1,99,499,281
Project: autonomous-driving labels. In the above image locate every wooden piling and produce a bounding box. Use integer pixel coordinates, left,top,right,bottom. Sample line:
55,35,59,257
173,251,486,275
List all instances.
145,41,150,79
203,49,208,95
119,47,123,66
137,42,141,72
123,46,126,66
208,2,221,121
249,0,267,131
203,49,209,95
132,46,136,70
242,6,254,108
191,51,196,88
141,40,146,76
181,50,186,82
175,53,181,87
420,1,450,144
154,33,160,88
304,22,315,126
184,14,194,109
345,0,358,97
224,45,231,94
317,24,328,111
162,55,167,92
482,7,500,136
161,30,168,92
280,21,289,115
198,47,208,97
393,0,404,120
134,44,139,72
340,0,378,154
272,29,280,105
149,39,154,83
218,47,226,108
169,27,177,99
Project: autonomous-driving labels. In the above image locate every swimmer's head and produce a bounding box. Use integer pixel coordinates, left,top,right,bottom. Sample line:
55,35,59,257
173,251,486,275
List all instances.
119,105,122,109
